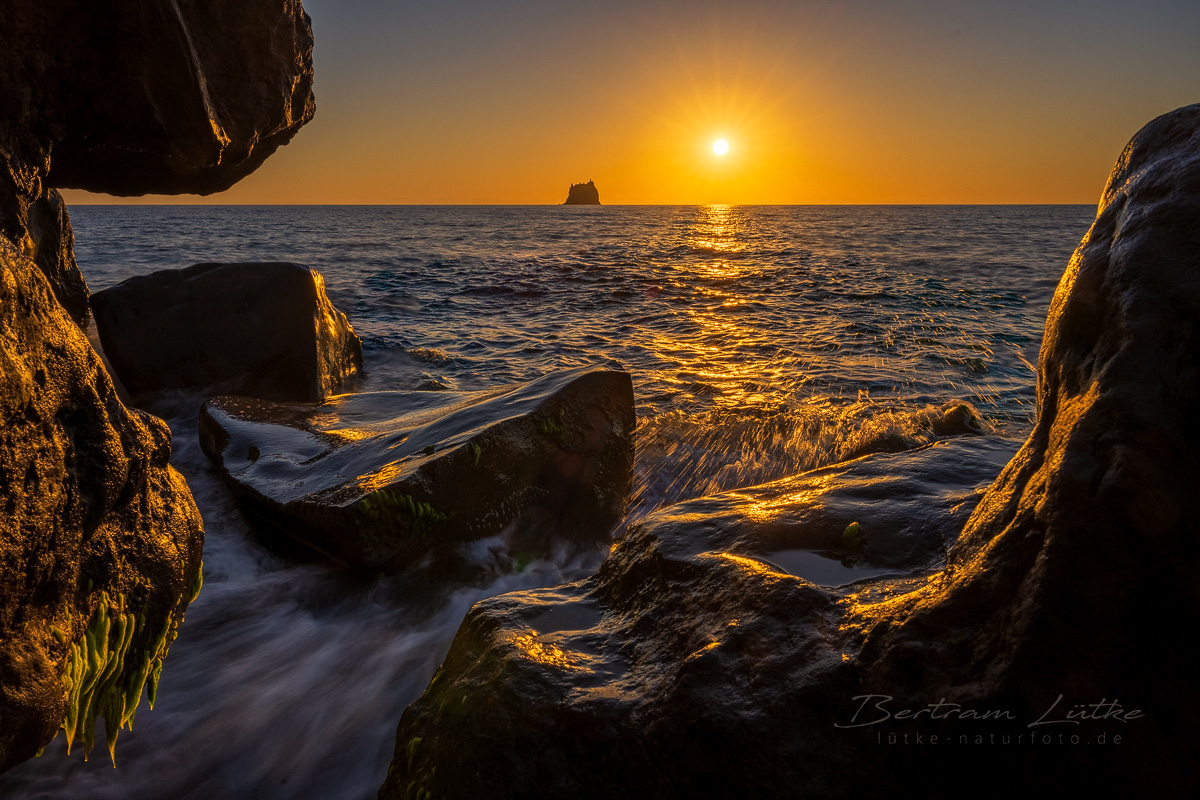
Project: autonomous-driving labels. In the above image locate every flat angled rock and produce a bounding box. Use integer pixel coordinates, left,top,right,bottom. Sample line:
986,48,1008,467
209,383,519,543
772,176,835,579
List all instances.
91,262,362,403
199,366,635,571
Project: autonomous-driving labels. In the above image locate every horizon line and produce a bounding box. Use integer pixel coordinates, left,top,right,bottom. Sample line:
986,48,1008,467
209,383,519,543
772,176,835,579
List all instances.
61,201,1097,207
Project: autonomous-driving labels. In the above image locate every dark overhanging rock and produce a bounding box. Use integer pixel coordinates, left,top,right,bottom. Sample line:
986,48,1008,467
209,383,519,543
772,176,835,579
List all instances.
91,262,363,404
379,105,1200,798
0,238,204,772
0,0,316,323
0,0,315,198
199,367,636,574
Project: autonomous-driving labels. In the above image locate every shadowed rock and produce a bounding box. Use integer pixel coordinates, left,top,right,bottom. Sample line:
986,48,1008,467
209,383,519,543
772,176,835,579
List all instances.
199,367,635,572
563,180,601,205
0,238,204,772
380,105,1200,798
92,262,363,404
22,189,88,327
0,0,315,321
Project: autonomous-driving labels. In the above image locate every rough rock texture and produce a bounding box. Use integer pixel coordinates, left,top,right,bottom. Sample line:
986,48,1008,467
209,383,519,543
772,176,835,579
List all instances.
0,0,315,322
381,105,1200,798
92,263,363,404
0,238,204,772
199,367,635,572
563,180,600,205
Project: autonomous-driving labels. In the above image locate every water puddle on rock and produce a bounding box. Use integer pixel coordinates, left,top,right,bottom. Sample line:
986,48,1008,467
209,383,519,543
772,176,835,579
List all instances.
756,549,900,588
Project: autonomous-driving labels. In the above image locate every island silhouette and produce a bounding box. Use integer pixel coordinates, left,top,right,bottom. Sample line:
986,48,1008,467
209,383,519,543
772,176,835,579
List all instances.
563,180,600,205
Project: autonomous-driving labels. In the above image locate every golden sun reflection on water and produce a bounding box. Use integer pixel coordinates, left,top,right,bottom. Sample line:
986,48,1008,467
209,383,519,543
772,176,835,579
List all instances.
686,205,750,276
653,206,794,411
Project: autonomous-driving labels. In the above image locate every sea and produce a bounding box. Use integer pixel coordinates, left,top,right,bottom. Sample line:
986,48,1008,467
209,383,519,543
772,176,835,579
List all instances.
0,204,1096,799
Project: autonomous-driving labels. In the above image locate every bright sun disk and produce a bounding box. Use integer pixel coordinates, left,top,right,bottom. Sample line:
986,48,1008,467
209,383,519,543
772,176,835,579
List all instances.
713,139,729,156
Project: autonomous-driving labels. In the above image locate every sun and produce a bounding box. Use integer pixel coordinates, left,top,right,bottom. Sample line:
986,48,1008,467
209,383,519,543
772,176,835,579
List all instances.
712,139,729,156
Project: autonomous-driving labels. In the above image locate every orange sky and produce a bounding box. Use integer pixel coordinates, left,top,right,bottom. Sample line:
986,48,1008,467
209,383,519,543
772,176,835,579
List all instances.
63,0,1200,206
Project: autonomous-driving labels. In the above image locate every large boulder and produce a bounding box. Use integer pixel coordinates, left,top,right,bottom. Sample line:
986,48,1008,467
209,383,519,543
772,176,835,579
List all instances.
92,262,363,403
199,367,635,572
0,0,315,322
0,238,204,772
380,105,1200,798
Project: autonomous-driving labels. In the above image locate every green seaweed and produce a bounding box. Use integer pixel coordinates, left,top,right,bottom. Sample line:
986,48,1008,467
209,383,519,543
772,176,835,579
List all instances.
406,735,423,771
58,587,189,765
358,491,449,544
538,408,571,446
841,521,862,568
469,442,482,467
187,560,204,605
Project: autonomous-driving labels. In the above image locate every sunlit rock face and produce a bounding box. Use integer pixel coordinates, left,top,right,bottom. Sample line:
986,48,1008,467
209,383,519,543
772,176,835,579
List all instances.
380,105,1200,798
92,262,362,404
563,180,601,205
0,238,204,773
199,367,635,572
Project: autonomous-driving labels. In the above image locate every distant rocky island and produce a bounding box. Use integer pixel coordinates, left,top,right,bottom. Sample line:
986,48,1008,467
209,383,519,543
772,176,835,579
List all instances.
563,180,600,205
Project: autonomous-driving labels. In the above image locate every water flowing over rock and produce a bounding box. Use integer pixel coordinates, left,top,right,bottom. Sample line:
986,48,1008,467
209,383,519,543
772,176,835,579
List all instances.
0,238,204,772
92,262,363,404
199,367,635,573
380,105,1200,798
563,181,601,205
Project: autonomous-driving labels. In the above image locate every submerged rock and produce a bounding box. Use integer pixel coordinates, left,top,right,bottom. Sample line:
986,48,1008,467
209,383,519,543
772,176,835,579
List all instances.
0,238,204,772
199,367,635,572
381,105,1200,797
563,180,601,205
92,262,363,404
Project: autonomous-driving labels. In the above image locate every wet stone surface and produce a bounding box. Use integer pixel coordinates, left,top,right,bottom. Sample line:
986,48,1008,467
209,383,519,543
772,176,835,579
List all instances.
200,366,636,574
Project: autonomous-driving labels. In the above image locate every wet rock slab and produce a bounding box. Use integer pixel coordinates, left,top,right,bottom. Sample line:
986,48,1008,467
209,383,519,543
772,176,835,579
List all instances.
199,366,635,571
92,262,362,403
381,105,1200,798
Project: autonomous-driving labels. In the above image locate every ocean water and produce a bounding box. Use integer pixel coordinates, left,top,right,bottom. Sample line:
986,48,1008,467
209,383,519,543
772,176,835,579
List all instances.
1,205,1095,798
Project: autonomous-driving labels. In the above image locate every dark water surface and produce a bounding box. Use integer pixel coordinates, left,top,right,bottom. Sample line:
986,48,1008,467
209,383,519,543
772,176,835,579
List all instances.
1,205,1094,799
